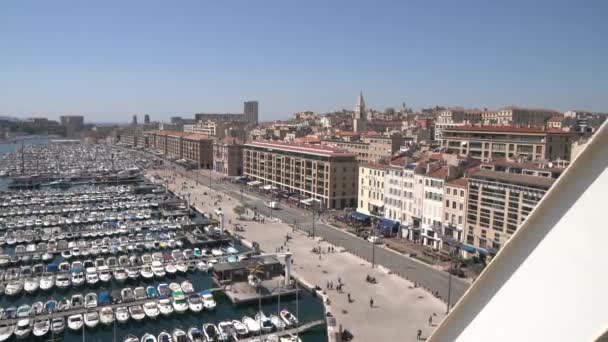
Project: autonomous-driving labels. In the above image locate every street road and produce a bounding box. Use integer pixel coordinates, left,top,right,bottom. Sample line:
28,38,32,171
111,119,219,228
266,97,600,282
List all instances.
188,170,470,306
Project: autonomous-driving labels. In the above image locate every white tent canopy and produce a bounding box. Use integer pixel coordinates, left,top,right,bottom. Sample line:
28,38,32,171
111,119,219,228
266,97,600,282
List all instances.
247,181,262,187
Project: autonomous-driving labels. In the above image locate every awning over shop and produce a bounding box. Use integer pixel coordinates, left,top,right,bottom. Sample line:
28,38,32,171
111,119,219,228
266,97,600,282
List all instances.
262,184,278,190
350,211,371,223
300,198,314,205
377,218,400,231
247,181,262,187
462,243,488,255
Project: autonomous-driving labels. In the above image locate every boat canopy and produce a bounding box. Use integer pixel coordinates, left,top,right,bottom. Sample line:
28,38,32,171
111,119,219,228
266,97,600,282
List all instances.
350,211,371,223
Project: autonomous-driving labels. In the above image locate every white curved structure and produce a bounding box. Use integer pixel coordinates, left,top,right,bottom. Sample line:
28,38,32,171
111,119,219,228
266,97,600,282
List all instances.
430,121,608,342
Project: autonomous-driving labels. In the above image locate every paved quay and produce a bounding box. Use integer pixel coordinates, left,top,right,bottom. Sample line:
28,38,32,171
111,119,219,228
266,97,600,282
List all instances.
150,169,447,341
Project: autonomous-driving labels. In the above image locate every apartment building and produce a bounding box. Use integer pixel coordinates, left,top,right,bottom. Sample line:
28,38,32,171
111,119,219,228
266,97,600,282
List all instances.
435,108,485,140
356,164,387,217
421,168,448,248
441,126,574,161
464,169,555,257
483,106,560,126
243,141,358,209
321,134,404,164
213,139,244,176
442,178,467,252
144,131,212,168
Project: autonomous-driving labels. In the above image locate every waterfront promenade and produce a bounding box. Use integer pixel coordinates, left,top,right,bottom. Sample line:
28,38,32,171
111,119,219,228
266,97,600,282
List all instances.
150,169,446,341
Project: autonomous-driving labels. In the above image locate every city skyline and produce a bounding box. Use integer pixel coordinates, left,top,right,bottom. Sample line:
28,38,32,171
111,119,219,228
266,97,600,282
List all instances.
1,1,607,122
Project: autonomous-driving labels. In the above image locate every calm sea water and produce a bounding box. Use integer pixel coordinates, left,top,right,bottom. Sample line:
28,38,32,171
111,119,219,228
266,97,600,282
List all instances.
0,139,328,341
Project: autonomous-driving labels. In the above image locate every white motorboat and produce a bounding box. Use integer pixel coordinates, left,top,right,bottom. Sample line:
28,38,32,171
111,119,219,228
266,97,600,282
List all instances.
0,324,14,342
242,316,260,334
72,270,86,286
187,294,203,313
100,307,114,325
181,280,194,294
55,273,71,289
158,299,173,316
202,323,220,342
143,302,160,319
114,268,128,282
129,305,146,321
99,267,112,282
84,312,99,329
217,321,234,341
172,294,188,314
211,248,223,257
32,301,44,315
157,331,171,342
40,273,54,290
61,250,72,259
151,261,166,278
32,319,50,337
14,319,32,339
187,327,204,342
51,317,65,334
279,333,303,342
172,328,187,342
141,333,157,342
255,311,274,333
115,306,130,323
85,292,98,309
86,271,100,285
24,277,40,293
175,261,188,273
124,334,139,342
140,266,154,279
196,261,210,272
232,320,249,338
270,314,286,330
5,279,24,296
127,267,140,280
71,294,84,310
280,309,298,327
201,291,217,310
165,264,177,275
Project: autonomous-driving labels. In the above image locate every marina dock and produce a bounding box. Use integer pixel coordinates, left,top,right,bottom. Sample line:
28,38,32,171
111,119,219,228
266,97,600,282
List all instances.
238,320,326,342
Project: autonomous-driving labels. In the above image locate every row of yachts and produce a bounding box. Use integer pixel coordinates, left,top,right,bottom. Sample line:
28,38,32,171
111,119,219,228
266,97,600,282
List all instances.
1,247,242,294
125,310,302,342
0,230,189,265
0,217,189,246
0,144,155,176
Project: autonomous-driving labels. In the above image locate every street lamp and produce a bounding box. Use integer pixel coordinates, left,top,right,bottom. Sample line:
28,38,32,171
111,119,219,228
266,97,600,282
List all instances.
240,185,244,202
446,245,460,314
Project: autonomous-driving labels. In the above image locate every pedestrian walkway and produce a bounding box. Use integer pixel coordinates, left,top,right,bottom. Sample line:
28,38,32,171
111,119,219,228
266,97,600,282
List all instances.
148,169,446,341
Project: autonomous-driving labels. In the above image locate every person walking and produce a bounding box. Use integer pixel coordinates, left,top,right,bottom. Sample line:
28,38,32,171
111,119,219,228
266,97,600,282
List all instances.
369,297,374,308
428,315,433,326
347,293,351,303
417,329,422,340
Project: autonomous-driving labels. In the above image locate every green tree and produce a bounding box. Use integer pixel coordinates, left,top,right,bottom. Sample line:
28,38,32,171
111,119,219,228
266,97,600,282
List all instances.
233,205,245,219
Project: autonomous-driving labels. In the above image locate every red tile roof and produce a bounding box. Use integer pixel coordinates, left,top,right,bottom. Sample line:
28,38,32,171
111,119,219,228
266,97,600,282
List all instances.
334,130,359,136
447,178,468,188
390,156,407,167
245,140,356,157
427,167,449,179
445,125,568,134
151,130,211,140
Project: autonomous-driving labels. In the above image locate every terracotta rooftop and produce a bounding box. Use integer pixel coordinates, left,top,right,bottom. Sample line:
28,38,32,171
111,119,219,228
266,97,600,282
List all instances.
360,163,389,170
445,125,568,134
427,167,449,179
294,136,321,144
245,140,356,157
447,178,468,188
334,130,359,136
390,156,407,167
151,130,211,140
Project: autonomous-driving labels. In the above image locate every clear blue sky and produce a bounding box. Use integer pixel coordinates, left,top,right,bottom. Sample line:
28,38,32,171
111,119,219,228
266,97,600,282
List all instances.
1,0,606,122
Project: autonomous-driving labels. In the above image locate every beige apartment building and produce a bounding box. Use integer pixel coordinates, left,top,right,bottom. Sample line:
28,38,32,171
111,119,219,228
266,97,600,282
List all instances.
441,126,574,161
144,131,213,168
442,178,467,252
356,164,387,217
213,139,244,176
482,106,560,126
243,141,358,209
464,169,555,256
321,134,404,164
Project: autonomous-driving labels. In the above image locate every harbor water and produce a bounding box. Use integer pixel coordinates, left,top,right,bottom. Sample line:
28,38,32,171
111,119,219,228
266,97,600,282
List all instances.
0,140,328,342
